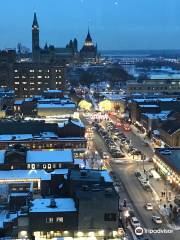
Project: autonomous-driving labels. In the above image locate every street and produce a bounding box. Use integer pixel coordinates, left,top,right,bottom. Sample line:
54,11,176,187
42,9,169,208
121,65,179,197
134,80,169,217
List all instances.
81,113,180,240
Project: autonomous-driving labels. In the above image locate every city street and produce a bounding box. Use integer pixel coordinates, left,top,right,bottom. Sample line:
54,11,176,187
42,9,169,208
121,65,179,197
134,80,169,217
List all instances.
80,112,180,240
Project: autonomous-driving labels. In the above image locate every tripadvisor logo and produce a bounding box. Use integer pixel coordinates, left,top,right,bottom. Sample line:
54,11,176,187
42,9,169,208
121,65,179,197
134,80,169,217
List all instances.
135,226,144,236
135,227,173,236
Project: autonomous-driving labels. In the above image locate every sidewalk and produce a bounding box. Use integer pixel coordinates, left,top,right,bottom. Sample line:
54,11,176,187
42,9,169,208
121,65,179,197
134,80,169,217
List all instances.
149,176,180,229
130,124,154,150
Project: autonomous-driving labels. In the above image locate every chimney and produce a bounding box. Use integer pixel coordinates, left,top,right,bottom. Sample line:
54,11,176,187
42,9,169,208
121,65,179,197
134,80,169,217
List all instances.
49,198,57,208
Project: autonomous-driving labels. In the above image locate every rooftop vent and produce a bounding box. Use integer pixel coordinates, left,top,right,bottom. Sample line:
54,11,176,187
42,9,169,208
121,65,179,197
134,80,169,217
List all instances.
49,198,57,208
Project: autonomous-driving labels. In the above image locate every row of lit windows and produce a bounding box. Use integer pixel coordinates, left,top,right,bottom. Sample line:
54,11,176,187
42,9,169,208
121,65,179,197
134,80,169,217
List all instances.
16,87,50,91
14,69,62,73
15,82,51,85
46,217,63,223
27,163,62,170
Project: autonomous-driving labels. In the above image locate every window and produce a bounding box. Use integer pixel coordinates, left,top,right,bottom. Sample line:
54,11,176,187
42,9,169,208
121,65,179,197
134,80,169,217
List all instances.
56,217,63,223
31,164,36,170
104,213,116,221
43,164,46,169
46,217,53,223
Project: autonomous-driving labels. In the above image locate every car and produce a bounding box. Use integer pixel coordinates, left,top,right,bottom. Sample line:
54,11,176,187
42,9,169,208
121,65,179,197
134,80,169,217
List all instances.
138,176,146,182
135,171,141,177
152,215,162,224
130,217,141,229
143,184,152,192
144,202,153,210
141,180,149,185
102,152,109,159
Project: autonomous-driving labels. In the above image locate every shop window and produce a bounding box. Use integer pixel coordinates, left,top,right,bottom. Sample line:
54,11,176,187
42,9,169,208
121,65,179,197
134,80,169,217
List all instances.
46,217,53,223
56,217,63,223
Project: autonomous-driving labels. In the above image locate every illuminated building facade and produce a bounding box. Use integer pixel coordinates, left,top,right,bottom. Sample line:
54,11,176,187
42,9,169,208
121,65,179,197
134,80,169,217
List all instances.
153,148,180,191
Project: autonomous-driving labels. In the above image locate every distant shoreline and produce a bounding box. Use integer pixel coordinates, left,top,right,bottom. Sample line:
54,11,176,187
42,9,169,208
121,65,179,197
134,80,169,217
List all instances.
100,49,180,58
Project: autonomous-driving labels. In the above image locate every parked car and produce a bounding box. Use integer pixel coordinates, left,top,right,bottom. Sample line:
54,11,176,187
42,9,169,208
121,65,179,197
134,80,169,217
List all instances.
135,171,141,177
152,215,162,224
130,217,141,229
144,202,153,210
102,152,109,159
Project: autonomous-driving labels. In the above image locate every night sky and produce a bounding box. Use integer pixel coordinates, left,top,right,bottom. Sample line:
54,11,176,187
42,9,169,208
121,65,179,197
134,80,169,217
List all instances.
1,0,180,50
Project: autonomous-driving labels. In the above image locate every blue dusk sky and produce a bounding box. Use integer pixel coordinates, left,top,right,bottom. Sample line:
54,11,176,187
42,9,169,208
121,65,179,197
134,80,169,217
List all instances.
0,0,180,50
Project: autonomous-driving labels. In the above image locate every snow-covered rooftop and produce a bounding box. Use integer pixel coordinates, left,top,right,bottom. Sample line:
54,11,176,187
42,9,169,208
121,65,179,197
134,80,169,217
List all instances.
30,198,77,213
58,119,84,128
26,150,73,163
143,111,171,120
0,150,5,164
0,134,33,141
100,171,113,182
37,103,76,109
0,169,68,181
44,90,62,93
139,104,159,108
134,98,177,103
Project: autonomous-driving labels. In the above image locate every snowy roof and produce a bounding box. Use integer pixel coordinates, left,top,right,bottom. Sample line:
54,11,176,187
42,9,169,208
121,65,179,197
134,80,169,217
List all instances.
0,212,17,229
134,98,177,103
38,98,70,103
58,119,84,128
103,94,125,101
139,104,159,108
0,150,5,164
10,192,29,197
100,171,113,182
37,103,76,109
30,198,77,213
41,132,58,138
143,111,170,120
14,100,23,105
0,169,68,181
26,150,73,163
44,90,62,93
0,134,33,141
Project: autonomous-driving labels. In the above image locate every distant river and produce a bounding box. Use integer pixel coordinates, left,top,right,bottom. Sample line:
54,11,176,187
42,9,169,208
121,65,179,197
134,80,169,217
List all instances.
123,65,180,79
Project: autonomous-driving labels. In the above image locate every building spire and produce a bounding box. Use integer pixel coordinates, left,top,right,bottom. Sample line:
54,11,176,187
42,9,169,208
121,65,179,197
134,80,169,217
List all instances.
32,12,39,28
86,27,92,41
